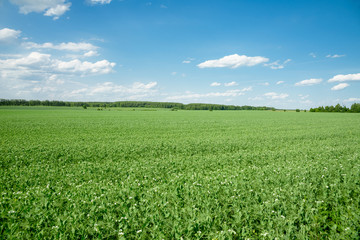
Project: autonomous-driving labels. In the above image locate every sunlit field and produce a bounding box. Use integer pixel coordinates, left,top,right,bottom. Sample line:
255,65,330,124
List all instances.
1,107,359,239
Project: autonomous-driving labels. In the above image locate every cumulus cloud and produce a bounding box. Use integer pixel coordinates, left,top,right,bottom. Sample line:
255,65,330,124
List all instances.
264,59,291,70
328,73,360,82
276,81,284,85
23,42,98,52
44,3,71,19
344,98,360,102
326,54,345,58
264,92,289,100
331,83,349,91
224,81,238,87
55,59,116,75
197,54,269,69
210,82,221,87
89,0,112,4
10,0,71,19
0,52,116,79
0,28,21,41
295,78,322,86
0,52,51,69
309,52,316,58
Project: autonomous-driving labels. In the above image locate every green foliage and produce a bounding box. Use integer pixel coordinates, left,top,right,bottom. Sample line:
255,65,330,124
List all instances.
296,109,300,112
82,105,87,109
0,99,275,111
351,103,360,113
310,103,360,113
1,108,360,239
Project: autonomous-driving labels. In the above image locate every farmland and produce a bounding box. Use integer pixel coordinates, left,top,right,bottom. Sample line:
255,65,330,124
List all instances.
1,107,359,239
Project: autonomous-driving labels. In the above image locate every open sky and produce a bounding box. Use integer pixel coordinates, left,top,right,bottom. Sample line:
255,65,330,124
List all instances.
1,0,359,109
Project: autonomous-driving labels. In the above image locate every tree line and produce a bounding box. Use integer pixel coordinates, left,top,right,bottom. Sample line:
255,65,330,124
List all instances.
0,99,275,111
309,103,360,113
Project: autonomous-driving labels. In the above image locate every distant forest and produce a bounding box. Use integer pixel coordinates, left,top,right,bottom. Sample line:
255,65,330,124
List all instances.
310,103,360,113
0,99,274,111
2,99,359,112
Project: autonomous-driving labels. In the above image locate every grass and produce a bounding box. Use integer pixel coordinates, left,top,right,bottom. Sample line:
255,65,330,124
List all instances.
1,107,359,239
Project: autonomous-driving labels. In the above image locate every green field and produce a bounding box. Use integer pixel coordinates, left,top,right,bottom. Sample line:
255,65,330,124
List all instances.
1,107,359,239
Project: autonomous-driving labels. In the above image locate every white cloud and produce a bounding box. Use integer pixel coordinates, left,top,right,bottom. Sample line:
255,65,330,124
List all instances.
132,81,157,90
0,28,21,41
224,81,238,87
160,4,168,8
0,52,116,79
23,42,98,52
295,78,322,86
309,52,316,58
298,94,309,100
68,81,158,99
328,73,360,82
0,52,52,68
259,82,269,86
264,92,289,99
1,77,157,101
44,3,71,20
264,59,291,70
197,54,269,69
344,98,360,102
0,71,72,100
84,50,99,57
210,82,221,87
182,58,195,64
326,54,345,58
171,72,177,76
276,81,284,85
167,87,253,101
331,83,349,91
167,90,246,101
10,0,71,19
89,0,112,4
55,59,116,75
241,86,252,92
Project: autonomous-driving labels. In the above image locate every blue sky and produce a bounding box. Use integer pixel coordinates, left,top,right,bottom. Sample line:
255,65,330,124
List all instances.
0,0,359,109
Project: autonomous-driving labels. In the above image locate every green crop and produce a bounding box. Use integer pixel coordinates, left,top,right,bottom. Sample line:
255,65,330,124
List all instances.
1,107,359,239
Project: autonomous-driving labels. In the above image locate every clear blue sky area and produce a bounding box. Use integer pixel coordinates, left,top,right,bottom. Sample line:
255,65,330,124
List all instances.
1,0,359,108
